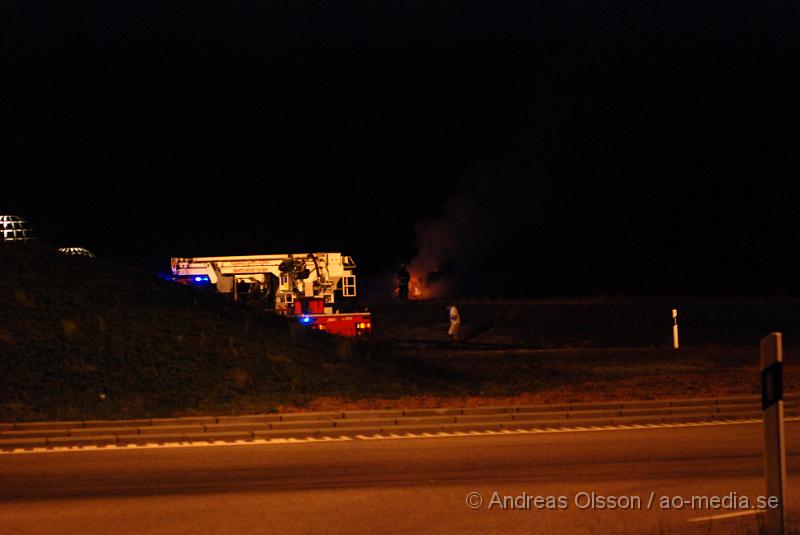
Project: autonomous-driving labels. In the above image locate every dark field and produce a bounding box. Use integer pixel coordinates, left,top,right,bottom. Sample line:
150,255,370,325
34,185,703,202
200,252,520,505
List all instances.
299,300,799,411
2,243,799,420
368,299,800,349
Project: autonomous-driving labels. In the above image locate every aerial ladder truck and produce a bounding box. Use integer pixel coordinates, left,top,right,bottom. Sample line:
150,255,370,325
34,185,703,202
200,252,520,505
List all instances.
171,252,371,336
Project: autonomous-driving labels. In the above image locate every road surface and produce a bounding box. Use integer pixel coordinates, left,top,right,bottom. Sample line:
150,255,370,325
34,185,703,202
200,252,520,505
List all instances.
1,420,798,534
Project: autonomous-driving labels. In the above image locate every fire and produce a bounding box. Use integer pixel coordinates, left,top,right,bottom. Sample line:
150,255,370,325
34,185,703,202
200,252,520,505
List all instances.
387,264,452,300
406,269,451,300
395,275,426,299
410,276,425,299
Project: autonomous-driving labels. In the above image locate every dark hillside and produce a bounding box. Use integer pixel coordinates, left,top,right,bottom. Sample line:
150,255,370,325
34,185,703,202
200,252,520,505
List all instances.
0,243,413,420
4,243,799,421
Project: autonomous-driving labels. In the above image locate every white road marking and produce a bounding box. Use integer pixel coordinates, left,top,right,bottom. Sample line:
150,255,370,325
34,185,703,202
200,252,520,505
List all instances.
688,509,764,523
2,417,797,456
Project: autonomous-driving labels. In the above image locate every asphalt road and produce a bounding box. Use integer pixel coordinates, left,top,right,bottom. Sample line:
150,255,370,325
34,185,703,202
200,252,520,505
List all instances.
1,421,799,534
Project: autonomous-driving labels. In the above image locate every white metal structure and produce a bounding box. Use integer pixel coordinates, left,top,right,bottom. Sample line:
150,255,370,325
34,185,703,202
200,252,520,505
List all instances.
171,253,359,312
58,247,96,258
0,215,34,241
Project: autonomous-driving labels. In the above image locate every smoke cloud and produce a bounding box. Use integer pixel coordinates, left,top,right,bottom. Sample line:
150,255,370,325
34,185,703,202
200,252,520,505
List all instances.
403,156,562,299
361,157,553,301
407,194,483,299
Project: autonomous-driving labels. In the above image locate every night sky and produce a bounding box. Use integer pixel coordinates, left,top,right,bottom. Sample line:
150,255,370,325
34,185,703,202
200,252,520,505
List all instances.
3,0,799,297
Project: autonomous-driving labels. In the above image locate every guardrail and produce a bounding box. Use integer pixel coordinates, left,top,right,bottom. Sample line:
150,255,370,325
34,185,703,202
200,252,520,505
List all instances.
2,394,797,450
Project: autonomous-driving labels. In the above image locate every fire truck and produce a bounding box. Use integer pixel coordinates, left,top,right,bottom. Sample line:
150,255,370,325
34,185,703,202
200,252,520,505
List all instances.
170,253,371,336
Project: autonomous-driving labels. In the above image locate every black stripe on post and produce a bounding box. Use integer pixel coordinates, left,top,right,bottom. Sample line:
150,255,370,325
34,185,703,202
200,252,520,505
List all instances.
762,361,783,410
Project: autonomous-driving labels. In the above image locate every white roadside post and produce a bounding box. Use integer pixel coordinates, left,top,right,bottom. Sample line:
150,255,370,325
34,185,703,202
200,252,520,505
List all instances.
672,309,679,349
761,332,786,535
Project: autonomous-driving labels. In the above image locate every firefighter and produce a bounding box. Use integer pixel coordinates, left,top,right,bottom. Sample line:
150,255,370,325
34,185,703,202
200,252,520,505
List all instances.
397,264,410,300
447,305,461,342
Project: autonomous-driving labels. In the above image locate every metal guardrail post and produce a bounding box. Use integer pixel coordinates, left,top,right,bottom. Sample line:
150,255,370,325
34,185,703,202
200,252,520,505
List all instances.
761,332,786,535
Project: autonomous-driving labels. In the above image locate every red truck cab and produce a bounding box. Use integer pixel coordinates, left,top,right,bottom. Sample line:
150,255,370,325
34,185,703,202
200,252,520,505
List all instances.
292,298,372,336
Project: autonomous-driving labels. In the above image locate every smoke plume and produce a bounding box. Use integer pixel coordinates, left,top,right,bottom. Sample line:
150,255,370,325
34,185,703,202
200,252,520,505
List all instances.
406,194,481,299
405,159,552,299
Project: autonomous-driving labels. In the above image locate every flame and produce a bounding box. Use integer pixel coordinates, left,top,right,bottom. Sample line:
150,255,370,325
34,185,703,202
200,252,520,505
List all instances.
410,277,425,299
383,265,453,301
406,270,451,300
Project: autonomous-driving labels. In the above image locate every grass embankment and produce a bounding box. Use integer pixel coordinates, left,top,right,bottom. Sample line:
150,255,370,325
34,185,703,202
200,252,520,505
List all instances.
326,299,800,411
0,244,431,421
3,243,800,420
